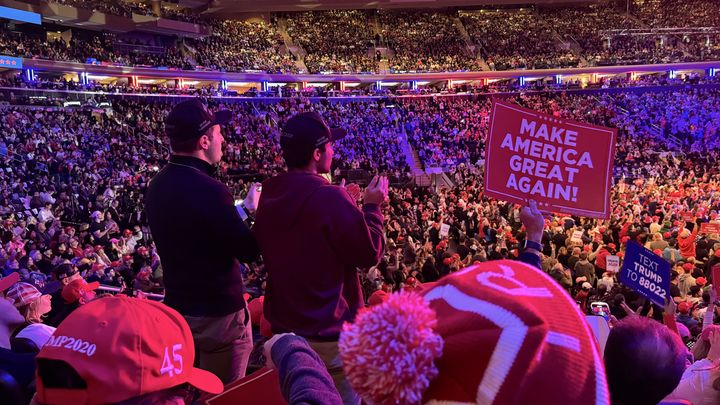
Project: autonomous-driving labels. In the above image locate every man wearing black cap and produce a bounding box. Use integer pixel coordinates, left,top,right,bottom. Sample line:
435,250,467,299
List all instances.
145,99,260,384
45,262,82,327
253,111,387,404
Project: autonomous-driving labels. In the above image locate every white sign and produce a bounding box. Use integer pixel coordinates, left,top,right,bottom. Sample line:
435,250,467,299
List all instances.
606,255,620,272
571,230,584,244
439,223,450,238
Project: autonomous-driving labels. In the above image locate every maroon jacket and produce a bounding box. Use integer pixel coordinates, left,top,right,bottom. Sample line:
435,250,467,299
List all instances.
253,172,385,339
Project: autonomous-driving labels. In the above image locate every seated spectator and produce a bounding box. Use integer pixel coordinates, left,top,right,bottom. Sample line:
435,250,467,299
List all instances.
0,272,36,399
45,264,83,327
604,316,687,405
33,295,223,404
47,279,99,328
5,282,57,350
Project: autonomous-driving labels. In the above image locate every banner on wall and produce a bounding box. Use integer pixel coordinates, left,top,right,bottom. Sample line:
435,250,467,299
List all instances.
0,55,22,69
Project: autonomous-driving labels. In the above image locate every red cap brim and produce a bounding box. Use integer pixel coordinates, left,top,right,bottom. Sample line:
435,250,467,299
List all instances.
84,281,100,292
0,272,19,292
186,367,224,394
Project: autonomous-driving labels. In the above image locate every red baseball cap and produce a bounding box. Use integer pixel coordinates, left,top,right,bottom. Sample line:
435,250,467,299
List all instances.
61,278,100,303
36,296,223,404
0,271,20,292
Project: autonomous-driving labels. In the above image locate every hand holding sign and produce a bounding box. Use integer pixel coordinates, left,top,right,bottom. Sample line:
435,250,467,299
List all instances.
520,199,544,242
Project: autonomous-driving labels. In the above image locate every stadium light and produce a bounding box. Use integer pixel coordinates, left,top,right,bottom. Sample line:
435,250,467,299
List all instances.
24,68,35,82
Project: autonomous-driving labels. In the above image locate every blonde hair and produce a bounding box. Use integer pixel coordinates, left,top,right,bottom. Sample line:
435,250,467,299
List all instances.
19,297,45,324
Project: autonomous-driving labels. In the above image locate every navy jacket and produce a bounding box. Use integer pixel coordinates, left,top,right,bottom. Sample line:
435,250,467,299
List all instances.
145,155,259,316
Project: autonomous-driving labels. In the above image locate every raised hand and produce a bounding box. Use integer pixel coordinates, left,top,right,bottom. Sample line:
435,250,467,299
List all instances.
363,175,389,205
520,199,545,243
244,182,262,214
340,178,362,201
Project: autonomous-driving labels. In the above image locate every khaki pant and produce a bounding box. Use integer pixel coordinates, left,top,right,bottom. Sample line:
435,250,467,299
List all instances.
307,340,361,405
184,307,253,385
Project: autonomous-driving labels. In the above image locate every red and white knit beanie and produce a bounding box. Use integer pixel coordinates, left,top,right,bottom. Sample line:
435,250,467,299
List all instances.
340,260,609,405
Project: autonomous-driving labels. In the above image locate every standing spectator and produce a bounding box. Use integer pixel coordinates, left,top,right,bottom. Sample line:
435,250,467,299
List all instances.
679,222,700,260
145,99,260,384
567,246,582,270
549,262,572,293
254,112,387,405
574,251,597,287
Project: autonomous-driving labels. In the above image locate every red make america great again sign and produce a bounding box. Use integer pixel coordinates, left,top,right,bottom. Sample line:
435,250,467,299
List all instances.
484,101,617,219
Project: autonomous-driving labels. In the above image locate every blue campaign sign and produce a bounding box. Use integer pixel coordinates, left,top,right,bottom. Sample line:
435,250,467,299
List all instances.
619,241,670,306
0,55,22,69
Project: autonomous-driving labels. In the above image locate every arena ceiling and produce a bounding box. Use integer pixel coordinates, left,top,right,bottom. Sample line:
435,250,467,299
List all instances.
193,0,596,14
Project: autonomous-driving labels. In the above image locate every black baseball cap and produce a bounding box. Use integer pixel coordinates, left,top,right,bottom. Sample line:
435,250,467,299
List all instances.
280,112,347,155
52,263,78,281
165,99,232,140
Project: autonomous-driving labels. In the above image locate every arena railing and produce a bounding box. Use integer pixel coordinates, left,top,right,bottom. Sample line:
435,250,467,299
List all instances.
23,58,720,84
97,284,165,301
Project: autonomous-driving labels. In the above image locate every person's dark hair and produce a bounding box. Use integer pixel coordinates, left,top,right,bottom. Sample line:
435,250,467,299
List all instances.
282,143,322,169
36,359,197,405
604,316,686,405
169,129,213,154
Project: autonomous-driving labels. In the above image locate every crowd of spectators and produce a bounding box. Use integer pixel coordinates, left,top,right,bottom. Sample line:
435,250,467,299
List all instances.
284,10,378,74
2,3,720,74
543,4,684,66
2,56,720,403
42,0,205,24
0,29,191,69
189,20,298,73
379,10,483,73
633,0,720,28
461,9,580,70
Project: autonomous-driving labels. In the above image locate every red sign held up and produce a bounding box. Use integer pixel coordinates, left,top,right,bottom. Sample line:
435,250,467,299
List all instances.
484,101,617,219
701,222,720,235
